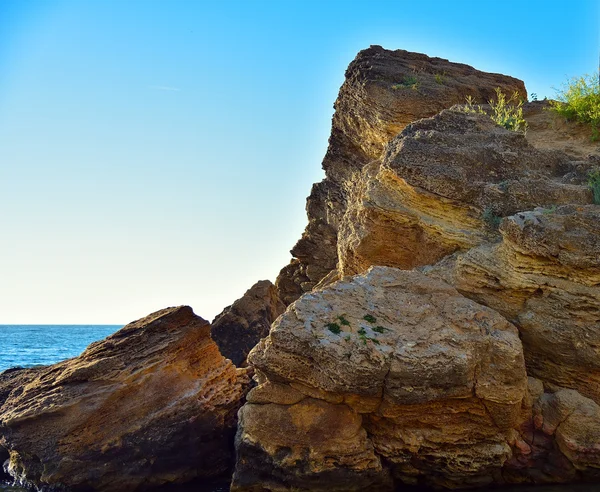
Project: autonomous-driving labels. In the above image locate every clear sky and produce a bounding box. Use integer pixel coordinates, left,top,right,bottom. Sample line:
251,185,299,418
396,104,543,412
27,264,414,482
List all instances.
1,0,598,324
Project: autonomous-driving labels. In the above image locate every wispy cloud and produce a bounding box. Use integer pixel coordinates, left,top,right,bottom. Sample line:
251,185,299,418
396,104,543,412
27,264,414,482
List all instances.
149,85,181,92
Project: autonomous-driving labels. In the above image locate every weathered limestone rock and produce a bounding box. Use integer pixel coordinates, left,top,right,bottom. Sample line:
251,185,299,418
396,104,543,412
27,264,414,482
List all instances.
233,267,528,490
211,280,286,366
442,206,600,404
276,45,527,304
0,306,250,491
337,109,594,277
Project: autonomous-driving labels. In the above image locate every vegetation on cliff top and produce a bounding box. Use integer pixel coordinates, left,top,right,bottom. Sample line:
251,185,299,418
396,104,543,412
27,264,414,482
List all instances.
550,74,600,140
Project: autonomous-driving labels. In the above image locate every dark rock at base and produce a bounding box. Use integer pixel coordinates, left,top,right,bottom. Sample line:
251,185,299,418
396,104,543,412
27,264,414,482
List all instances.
211,281,285,366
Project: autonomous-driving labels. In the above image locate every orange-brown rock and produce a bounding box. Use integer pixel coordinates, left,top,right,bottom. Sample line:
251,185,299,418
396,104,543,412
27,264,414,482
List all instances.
0,306,250,491
337,108,594,278
211,280,285,366
275,45,527,304
233,267,528,490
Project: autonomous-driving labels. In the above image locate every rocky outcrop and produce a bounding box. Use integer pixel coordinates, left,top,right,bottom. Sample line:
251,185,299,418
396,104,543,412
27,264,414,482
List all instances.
233,267,528,490
275,45,527,304
430,206,600,404
337,108,594,278
211,280,286,366
0,306,250,491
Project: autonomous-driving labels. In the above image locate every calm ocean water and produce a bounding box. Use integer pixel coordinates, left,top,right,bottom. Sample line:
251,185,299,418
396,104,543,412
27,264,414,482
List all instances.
0,325,122,373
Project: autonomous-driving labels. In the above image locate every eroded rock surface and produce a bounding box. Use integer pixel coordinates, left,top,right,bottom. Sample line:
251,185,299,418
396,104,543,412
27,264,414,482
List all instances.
337,109,594,278
233,267,528,490
442,206,600,404
0,306,250,491
211,280,286,366
275,45,527,304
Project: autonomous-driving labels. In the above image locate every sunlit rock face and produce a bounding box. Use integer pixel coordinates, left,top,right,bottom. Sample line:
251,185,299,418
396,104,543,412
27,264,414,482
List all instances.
233,267,528,490
336,109,593,279
0,306,250,491
275,45,527,305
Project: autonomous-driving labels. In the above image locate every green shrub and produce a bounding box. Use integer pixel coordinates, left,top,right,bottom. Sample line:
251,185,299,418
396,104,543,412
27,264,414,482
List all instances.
337,315,351,326
588,169,600,204
550,74,600,141
489,88,527,133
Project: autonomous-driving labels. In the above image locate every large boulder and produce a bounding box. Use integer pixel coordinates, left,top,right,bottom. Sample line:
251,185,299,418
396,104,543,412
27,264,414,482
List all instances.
211,280,285,366
275,45,527,304
337,108,594,278
233,267,528,490
0,306,250,491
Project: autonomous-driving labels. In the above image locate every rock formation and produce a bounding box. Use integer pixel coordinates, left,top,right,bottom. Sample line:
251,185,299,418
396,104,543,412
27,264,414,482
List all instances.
233,267,529,490
337,108,593,278
0,306,250,491
275,45,527,304
211,280,286,366
233,46,600,490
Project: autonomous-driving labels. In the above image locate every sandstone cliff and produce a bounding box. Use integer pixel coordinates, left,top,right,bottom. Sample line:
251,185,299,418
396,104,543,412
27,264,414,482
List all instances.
275,45,527,305
233,46,600,490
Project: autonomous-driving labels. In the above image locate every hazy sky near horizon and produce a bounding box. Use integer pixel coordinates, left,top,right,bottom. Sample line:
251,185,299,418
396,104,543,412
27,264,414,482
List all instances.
1,0,598,324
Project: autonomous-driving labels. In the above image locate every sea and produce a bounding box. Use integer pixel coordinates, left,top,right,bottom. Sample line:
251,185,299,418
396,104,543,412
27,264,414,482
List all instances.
1,327,599,492
0,325,122,373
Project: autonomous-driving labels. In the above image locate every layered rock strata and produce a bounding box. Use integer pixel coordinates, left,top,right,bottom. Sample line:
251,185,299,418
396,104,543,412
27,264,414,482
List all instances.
275,45,527,304
211,280,286,366
440,206,600,404
0,306,249,491
337,108,594,278
233,267,528,490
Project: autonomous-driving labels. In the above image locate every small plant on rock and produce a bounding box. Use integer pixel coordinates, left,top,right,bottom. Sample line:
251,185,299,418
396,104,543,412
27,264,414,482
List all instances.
337,315,351,326
326,322,341,334
482,207,502,230
489,88,527,133
392,75,419,90
588,169,600,204
363,314,377,323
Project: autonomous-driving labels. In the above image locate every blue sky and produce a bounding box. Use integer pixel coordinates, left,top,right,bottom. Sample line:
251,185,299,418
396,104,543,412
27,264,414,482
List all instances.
1,0,598,323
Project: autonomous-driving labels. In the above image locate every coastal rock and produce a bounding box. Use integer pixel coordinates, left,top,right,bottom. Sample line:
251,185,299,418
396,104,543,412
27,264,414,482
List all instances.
0,306,250,491
211,280,286,366
275,45,527,304
337,109,593,277
233,267,528,490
